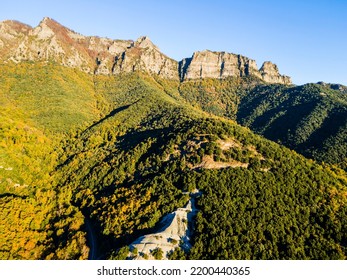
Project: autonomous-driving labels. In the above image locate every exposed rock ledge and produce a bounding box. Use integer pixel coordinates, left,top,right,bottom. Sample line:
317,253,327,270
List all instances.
179,50,291,84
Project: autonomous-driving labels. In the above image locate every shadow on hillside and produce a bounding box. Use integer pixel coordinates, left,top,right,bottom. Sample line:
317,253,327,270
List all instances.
116,127,170,152
301,108,347,158
87,100,140,131
0,193,28,199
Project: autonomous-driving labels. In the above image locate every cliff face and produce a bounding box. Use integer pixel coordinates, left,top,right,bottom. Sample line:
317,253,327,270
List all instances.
179,50,291,84
0,17,291,84
179,51,260,80
0,20,32,57
111,36,178,79
259,61,291,84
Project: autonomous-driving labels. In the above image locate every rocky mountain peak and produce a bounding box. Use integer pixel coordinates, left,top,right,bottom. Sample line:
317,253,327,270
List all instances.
111,35,178,79
41,16,54,24
0,20,32,35
259,61,291,84
0,20,32,56
0,17,291,84
30,17,57,40
31,17,76,42
38,17,69,32
135,36,158,50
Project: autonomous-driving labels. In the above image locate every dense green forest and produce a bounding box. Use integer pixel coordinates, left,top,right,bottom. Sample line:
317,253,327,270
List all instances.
237,83,347,169
178,77,347,169
0,62,96,259
1,62,347,259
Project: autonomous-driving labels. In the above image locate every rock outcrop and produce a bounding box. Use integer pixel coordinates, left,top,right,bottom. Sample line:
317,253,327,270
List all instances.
111,36,178,79
0,17,291,84
2,17,135,74
0,20,31,57
179,50,260,80
179,50,291,84
259,61,291,84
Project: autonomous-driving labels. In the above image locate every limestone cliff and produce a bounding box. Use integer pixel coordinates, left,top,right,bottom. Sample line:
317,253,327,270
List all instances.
259,61,291,84
111,36,178,79
179,50,259,80
179,50,291,84
0,17,291,84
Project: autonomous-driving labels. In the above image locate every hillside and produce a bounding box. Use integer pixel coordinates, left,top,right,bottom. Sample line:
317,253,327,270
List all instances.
0,62,346,260
177,77,347,169
1,18,347,260
237,83,347,168
0,62,98,259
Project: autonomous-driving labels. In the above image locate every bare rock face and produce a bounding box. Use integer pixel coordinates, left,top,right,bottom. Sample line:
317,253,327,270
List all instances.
0,17,291,84
112,36,179,80
14,18,68,64
3,17,94,71
179,50,260,81
0,17,138,74
0,20,31,41
179,50,291,84
0,20,31,58
91,39,133,75
0,18,178,79
259,61,291,84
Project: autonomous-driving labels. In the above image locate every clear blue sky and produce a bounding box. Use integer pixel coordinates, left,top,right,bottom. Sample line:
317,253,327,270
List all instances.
1,0,346,85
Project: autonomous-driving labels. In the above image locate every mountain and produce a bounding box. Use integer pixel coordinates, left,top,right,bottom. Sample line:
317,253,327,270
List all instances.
1,18,347,260
237,83,347,168
0,17,290,83
177,77,347,169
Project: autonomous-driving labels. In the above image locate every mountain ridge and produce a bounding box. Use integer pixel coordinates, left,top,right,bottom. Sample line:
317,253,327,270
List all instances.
2,18,347,261
0,61,347,260
0,17,291,84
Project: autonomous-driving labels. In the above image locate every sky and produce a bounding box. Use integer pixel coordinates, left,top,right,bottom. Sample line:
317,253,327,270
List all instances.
1,0,346,85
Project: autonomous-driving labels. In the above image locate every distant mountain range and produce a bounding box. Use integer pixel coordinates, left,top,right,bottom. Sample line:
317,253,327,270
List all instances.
0,17,290,83
1,18,347,260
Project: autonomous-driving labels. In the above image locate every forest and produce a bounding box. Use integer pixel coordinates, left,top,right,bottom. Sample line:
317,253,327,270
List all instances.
178,77,347,169
0,62,347,259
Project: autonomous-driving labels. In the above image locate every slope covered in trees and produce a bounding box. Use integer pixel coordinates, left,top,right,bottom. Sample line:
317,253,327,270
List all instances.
0,62,97,259
177,77,347,169
237,83,347,169
1,62,347,260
